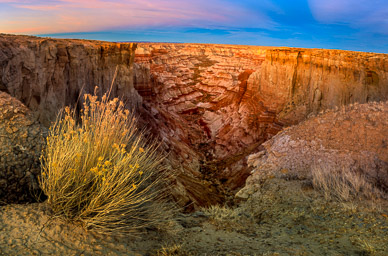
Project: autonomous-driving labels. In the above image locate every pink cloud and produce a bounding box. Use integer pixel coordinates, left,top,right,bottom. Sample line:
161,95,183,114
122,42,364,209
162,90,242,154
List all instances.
15,4,64,11
2,26,51,33
0,0,276,34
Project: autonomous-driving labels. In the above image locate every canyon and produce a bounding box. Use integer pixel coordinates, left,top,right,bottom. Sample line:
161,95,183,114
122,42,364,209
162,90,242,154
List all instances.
1,34,388,208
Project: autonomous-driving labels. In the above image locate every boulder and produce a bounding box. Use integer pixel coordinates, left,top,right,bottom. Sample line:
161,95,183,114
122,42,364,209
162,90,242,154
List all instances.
0,92,47,204
238,101,388,198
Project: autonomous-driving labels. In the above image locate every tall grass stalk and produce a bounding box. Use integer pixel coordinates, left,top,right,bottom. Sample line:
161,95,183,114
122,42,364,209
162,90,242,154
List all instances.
39,90,172,235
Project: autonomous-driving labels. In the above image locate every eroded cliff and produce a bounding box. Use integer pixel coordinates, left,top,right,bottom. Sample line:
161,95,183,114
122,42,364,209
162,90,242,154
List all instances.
0,34,140,126
132,43,388,207
1,34,387,208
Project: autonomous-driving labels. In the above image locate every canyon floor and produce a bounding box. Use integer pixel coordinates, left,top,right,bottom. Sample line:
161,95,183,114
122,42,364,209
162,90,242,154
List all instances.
1,177,387,256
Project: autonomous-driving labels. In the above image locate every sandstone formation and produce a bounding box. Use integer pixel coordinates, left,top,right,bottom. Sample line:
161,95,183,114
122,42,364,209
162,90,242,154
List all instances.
1,34,387,208
237,101,388,199
0,92,47,204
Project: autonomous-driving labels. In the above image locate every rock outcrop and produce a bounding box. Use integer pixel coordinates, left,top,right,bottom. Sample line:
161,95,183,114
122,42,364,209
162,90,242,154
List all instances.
0,34,140,127
255,49,388,124
237,101,388,199
1,34,387,208
0,92,47,204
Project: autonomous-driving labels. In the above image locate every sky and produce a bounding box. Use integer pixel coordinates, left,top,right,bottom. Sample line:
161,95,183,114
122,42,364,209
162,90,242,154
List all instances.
0,0,387,53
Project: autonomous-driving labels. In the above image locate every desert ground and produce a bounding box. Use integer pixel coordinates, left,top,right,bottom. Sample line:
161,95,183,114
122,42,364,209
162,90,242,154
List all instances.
1,176,387,256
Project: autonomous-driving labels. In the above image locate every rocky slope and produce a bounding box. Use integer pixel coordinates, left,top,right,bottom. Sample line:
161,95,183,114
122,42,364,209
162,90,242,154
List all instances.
237,101,388,200
1,34,387,207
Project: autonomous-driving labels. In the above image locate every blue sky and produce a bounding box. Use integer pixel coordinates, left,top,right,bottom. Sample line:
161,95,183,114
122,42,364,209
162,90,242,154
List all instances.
0,0,387,53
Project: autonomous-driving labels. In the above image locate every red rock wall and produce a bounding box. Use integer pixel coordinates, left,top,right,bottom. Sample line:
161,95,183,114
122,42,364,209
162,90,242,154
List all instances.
133,44,388,205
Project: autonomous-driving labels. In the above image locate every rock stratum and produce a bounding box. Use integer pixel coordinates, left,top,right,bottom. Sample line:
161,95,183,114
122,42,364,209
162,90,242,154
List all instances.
1,34,387,207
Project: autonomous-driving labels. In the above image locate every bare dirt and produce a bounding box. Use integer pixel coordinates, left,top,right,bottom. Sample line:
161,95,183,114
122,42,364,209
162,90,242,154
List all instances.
1,176,387,256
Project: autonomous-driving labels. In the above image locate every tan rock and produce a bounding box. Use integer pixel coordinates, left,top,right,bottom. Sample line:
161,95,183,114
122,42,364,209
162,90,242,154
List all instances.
0,34,141,127
240,101,388,197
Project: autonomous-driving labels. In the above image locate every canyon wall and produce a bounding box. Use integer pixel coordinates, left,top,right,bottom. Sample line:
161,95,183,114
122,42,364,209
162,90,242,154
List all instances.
1,34,387,208
0,34,140,127
133,43,388,206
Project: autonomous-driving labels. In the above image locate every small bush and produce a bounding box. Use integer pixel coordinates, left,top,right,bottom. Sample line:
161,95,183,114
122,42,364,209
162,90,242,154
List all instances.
202,205,253,232
203,205,242,223
156,244,190,256
39,91,173,235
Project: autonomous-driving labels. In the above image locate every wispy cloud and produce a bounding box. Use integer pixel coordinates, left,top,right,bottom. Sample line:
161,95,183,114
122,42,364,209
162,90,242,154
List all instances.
1,0,387,52
308,0,388,35
0,0,277,34
15,4,64,11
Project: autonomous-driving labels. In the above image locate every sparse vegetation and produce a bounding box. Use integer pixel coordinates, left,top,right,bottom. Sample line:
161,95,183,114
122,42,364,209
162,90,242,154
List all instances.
203,205,242,223
352,238,377,256
156,244,190,256
202,204,253,232
39,89,173,235
311,165,385,202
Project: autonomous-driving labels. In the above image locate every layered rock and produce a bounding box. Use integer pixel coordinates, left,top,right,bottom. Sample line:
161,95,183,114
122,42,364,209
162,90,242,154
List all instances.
0,34,140,127
0,92,47,204
134,44,281,159
133,44,388,205
134,45,283,203
254,49,388,124
1,34,388,208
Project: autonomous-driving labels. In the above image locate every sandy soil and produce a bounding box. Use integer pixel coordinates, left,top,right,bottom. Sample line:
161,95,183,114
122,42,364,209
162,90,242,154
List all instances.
1,176,387,256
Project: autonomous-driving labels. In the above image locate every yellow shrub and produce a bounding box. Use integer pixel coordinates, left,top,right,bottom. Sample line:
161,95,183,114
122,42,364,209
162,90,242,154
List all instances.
39,91,172,235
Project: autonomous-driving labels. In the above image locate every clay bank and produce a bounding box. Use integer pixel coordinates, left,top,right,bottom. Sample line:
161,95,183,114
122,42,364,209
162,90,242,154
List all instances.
1,34,388,209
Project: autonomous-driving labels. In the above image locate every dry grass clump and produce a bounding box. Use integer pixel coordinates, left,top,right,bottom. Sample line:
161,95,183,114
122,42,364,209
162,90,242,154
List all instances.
311,165,385,202
352,238,377,256
202,205,252,231
203,205,242,222
156,244,191,256
39,91,173,235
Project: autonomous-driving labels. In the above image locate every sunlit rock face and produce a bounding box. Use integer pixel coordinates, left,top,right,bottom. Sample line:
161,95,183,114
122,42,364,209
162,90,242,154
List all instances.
0,34,140,127
133,43,388,207
256,49,388,124
237,101,388,200
1,34,387,208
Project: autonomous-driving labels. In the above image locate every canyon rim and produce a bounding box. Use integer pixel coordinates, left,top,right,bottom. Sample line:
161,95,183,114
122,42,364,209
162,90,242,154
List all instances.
1,34,387,208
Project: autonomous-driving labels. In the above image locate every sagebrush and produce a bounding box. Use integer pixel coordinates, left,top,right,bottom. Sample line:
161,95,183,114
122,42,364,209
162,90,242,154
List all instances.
39,91,173,235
